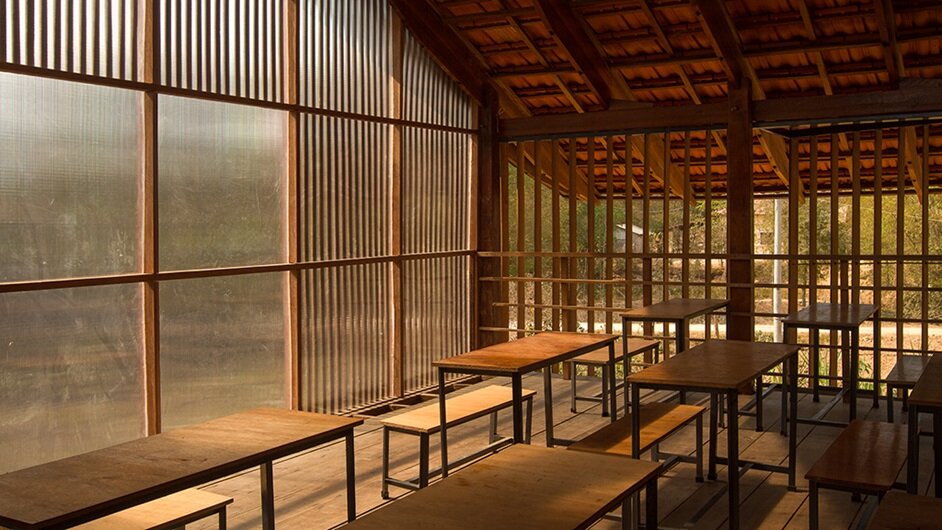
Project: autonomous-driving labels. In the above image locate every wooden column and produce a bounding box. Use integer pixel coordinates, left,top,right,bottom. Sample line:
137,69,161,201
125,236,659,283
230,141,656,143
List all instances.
476,85,507,347
726,82,754,340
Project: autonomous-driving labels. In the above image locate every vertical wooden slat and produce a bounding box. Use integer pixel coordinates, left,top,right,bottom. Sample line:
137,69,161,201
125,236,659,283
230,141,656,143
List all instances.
587,138,596,333
704,129,713,339
283,0,299,410
873,129,884,378
787,137,800,345
830,134,840,378
534,140,543,331
567,140,578,332
661,132,670,349
0,0,6,63
625,135,634,313
642,134,653,347
515,142,526,337
726,83,755,342
605,136,614,333
809,136,818,306
551,140,561,331
26,0,35,66
896,128,905,355
104,0,112,78
851,132,861,304
921,124,930,352
388,10,403,396
681,131,691,300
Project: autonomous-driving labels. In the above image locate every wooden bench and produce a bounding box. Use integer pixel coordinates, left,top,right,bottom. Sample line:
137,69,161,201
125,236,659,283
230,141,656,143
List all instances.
380,385,536,498
569,402,705,482
885,355,930,423
568,338,660,416
805,420,907,530
73,489,232,529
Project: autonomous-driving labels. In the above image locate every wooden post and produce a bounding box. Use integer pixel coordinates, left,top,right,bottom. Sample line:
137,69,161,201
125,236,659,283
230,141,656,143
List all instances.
726,82,754,341
476,85,507,347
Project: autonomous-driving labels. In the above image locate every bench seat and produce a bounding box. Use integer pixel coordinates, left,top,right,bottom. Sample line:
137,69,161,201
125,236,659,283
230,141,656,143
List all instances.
74,489,232,530
569,402,705,481
805,420,907,530
380,385,536,498
885,355,930,423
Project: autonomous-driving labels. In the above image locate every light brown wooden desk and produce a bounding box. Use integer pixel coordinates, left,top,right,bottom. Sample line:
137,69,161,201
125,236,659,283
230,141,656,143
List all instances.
782,302,881,425
433,332,619,476
344,444,661,530
620,298,728,356
907,352,942,497
866,491,942,529
627,339,800,530
0,408,362,529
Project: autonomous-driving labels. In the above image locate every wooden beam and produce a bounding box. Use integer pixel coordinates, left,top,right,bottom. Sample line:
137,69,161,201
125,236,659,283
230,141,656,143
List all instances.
757,130,804,203
533,0,633,107
726,82,754,341
389,0,487,104
902,126,926,204
874,0,904,86
692,0,746,89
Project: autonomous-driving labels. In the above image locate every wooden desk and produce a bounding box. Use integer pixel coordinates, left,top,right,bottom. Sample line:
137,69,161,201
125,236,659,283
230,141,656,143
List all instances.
620,298,728,357
433,332,619,476
344,444,661,530
866,491,942,529
627,339,800,530
906,352,942,497
782,303,880,425
0,408,362,529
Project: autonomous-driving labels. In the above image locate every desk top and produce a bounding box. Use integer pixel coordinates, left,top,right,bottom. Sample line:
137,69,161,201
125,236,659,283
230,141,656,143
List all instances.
627,340,800,390
344,444,661,530
907,353,942,408
0,408,362,529
433,332,619,374
620,299,728,322
866,491,942,529
781,303,879,328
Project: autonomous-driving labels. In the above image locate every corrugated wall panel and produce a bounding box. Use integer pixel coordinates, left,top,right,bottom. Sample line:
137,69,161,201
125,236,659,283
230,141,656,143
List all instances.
401,31,471,129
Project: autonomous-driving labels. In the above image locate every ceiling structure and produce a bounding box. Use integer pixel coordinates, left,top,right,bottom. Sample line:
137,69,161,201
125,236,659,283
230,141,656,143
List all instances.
394,0,942,198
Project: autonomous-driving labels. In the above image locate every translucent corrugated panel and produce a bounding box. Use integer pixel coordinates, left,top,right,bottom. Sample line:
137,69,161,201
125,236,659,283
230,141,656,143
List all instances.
1,0,141,80
158,95,287,271
299,0,390,116
300,114,390,261
0,73,140,282
300,263,391,412
0,285,144,473
402,256,471,392
158,0,283,101
402,126,471,254
159,273,286,430
402,31,473,129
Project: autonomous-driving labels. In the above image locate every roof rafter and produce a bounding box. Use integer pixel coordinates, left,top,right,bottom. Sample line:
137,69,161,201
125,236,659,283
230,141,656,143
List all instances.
692,0,804,200
874,0,904,86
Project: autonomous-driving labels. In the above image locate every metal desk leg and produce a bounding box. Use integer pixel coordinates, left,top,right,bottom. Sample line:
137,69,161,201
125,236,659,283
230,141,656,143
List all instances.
608,342,618,421
788,353,798,490
850,329,859,421
908,405,919,494
677,319,687,404
935,412,942,498
645,478,658,530
346,431,356,521
260,462,274,530
570,362,578,413
219,506,227,530
873,310,881,409
631,383,642,458
780,359,787,436
755,375,764,432
727,390,740,530
541,369,553,446
438,368,449,478
708,393,718,481
418,433,430,488
812,329,820,402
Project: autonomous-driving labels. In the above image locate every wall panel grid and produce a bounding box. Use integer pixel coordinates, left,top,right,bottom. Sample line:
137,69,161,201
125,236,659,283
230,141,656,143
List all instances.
494,132,728,358
0,0,476,471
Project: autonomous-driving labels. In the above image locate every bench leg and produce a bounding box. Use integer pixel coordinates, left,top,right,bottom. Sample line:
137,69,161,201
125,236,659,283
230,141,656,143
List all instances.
645,478,658,530
756,375,764,432
418,433,430,488
812,330,820,402
903,388,909,413
218,506,227,530
601,364,611,418
543,369,554,447
346,430,357,521
381,427,390,499
525,396,533,443
780,361,788,436
887,385,895,424
570,362,578,413
260,462,275,530
489,412,498,444
809,480,819,530
696,413,704,483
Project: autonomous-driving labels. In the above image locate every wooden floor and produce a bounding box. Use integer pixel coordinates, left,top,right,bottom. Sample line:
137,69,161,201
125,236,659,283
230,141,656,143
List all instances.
187,374,936,530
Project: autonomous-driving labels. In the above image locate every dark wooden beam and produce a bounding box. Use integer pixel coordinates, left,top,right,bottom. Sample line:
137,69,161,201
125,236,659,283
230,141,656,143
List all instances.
389,0,487,104
692,0,746,88
726,82,754,342
533,0,633,106
874,0,904,86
